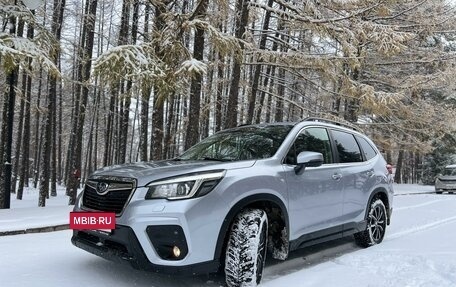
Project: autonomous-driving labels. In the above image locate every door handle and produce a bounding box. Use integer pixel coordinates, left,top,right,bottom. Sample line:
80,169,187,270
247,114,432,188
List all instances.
366,170,375,177
332,173,342,180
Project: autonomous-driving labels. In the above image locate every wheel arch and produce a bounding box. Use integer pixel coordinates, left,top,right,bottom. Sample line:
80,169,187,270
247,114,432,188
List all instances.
366,187,391,225
213,193,289,262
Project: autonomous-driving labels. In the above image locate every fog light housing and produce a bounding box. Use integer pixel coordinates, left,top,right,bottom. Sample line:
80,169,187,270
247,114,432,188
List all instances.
173,246,181,258
146,225,188,260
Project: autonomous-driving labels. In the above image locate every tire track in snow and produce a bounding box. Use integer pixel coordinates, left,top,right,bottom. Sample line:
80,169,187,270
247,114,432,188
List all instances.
388,215,456,240
394,199,447,211
394,192,435,196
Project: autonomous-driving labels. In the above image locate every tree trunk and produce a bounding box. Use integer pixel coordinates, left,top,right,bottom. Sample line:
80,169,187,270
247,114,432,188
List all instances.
247,0,273,124
139,3,151,162
164,94,175,159
33,68,43,189
117,0,133,164
275,67,285,122
11,21,34,196
104,90,115,166
40,0,65,204
17,58,33,200
11,17,27,197
65,0,86,193
225,0,250,128
150,3,171,160
57,64,63,184
394,149,404,184
68,0,98,205
152,93,164,160
0,14,20,209
256,29,279,123
51,0,65,196
185,0,208,149
11,69,27,195
215,52,224,132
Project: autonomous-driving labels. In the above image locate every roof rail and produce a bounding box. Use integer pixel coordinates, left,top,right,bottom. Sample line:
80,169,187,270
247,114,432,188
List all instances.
303,117,361,132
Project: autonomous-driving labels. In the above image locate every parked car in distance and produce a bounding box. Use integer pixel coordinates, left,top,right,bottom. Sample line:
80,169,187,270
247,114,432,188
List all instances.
435,164,456,194
71,118,394,287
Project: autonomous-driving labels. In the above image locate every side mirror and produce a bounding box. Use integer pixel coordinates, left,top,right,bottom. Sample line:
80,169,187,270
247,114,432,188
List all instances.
294,151,324,175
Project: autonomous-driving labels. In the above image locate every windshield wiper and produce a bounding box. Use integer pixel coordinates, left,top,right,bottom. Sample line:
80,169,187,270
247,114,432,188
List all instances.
200,157,231,162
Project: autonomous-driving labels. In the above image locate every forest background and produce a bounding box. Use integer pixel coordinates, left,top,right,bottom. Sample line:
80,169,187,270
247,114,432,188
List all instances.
1,0,456,208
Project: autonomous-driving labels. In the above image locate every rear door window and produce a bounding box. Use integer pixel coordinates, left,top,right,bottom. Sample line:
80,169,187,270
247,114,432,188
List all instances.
331,130,362,163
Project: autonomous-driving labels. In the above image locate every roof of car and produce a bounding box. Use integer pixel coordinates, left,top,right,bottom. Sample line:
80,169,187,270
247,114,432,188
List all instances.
235,118,361,132
445,164,456,169
236,122,297,127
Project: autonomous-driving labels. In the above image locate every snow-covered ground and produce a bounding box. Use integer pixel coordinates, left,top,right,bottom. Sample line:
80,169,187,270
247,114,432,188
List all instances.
1,184,456,286
0,186,73,232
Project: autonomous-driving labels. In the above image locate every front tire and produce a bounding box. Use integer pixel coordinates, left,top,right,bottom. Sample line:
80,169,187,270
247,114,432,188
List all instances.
225,209,268,287
354,198,387,248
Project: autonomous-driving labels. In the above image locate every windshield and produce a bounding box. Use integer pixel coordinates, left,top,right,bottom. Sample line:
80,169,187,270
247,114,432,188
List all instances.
443,168,456,176
178,125,293,161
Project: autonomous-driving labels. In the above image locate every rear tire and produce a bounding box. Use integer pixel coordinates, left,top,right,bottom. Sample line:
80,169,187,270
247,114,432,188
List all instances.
436,191,443,194
225,209,268,287
354,199,387,248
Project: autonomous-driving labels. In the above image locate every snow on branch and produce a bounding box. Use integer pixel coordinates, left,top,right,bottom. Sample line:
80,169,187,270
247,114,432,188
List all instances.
175,58,207,76
250,0,381,24
93,44,165,83
185,19,247,55
0,32,58,74
0,4,35,20
357,22,415,56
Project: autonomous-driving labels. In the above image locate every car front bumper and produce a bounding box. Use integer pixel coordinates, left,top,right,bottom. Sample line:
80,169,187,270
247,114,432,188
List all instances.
71,226,220,275
435,181,456,192
72,185,227,273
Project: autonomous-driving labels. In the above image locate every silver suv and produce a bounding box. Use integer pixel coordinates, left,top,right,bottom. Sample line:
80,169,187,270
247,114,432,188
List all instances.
72,118,394,286
435,164,456,194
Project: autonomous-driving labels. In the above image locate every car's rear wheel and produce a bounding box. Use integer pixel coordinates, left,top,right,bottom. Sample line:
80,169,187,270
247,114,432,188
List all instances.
436,191,443,194
354,198,387,247
225,209,268,287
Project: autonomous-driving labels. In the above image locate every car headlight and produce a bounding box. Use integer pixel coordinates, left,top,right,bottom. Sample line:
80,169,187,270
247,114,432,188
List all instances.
145,170,226,200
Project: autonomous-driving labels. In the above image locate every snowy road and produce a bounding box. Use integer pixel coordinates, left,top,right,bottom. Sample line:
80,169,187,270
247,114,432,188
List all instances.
1,186,456,286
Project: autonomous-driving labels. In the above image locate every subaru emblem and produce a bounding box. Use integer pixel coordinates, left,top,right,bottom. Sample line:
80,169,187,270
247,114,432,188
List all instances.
96,182,109,195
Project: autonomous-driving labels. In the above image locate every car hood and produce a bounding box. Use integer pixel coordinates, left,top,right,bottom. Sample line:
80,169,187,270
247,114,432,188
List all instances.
90,159,256,187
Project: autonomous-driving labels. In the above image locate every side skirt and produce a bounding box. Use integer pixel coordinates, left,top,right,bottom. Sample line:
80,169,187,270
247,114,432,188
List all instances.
289,221,367,251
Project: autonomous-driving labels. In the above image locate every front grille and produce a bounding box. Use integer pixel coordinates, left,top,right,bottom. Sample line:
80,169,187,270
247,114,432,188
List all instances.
82,179,134,214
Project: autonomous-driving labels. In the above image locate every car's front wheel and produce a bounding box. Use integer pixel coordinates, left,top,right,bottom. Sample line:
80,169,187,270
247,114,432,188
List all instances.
354,198,387,247
225,209,268,287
